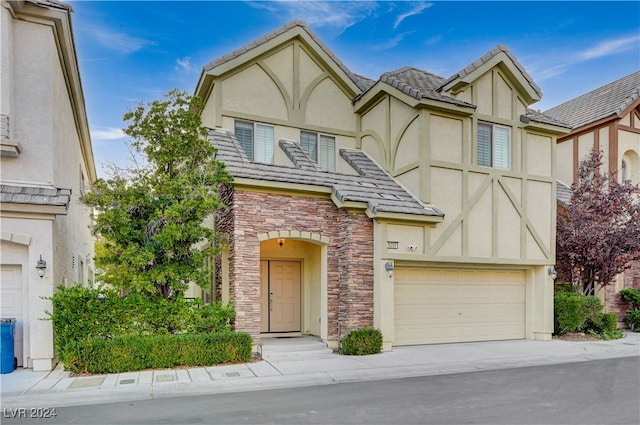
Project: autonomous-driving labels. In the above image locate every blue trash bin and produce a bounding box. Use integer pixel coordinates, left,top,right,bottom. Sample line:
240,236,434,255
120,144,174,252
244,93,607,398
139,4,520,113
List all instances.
1,318,16,374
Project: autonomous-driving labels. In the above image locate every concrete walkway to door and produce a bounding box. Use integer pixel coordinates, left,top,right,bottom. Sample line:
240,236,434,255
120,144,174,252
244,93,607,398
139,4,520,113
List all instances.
1,333,639,409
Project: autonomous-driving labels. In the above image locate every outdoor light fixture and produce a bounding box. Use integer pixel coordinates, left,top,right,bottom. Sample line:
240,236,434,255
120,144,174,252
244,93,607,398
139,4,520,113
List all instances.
385,260,394,278
35,255,47,278
548,266,557,280
277,239,285,247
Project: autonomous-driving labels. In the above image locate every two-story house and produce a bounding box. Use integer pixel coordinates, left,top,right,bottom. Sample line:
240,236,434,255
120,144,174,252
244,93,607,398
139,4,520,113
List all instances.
545,71,640,321
194,21,570,349
1,0,96,371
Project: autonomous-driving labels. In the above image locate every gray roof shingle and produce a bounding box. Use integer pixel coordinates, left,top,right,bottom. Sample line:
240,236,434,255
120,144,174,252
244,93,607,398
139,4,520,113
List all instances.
544,71,640,128
556,180,572,206
209,129,443,218
0,184,71,207
379,67,476,108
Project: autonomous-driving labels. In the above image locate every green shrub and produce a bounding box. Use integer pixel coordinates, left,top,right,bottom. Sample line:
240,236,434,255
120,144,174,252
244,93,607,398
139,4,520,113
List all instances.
619,288,640,331
619,288,640,308
341,328,383,356
623,310,640,331
46,285,235,359
592,313,618,334
62,332,252,374
554,292,603,335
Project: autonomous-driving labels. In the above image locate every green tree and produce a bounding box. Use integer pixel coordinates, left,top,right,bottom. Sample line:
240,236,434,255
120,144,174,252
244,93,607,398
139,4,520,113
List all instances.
83,89,231,299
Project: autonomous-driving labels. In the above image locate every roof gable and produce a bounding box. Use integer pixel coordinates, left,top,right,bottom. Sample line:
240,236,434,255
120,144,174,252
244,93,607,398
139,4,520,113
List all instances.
544,71,640,129
195,20,363,100
439,45,542,105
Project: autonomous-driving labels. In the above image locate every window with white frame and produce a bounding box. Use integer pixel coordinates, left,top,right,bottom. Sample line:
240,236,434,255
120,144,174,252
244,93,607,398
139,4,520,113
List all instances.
234,120,274,163
477,122,511,169
300,131,336,171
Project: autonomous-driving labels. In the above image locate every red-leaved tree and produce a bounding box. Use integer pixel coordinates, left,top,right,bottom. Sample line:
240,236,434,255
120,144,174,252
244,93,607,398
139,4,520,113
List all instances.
556,149,640,295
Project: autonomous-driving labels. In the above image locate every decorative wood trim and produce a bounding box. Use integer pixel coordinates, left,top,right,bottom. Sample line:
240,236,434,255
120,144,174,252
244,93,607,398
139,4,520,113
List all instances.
609,123,618,175
573,136,579,183
618,124,640,135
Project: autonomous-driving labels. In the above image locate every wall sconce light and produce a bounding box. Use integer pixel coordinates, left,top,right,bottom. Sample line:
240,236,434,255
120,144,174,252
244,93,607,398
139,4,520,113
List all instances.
35,255,47,278
548,266,557,280
385,260,394,278
277,239,285,247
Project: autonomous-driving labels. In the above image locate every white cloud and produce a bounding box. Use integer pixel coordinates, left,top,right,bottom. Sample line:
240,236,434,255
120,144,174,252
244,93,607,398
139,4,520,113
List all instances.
91,127,126,141
393,2,432,30
578,34,640,60
371,31,413,51
87,25,154,54
524,34,640,82
247,0,379,32
175,57,196,73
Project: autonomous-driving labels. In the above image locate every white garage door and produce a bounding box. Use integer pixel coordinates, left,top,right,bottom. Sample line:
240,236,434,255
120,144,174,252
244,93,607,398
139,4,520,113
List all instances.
394,268,525,346
0,265,24,366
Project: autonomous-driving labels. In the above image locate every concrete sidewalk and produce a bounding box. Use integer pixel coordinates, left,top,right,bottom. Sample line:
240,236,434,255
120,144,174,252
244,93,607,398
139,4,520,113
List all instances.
1,333,638,409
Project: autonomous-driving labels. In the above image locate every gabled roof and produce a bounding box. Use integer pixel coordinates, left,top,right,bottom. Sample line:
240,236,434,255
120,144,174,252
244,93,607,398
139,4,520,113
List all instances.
199,20,366,93
439,45,542,100
208,129,443,220
544,71,640,129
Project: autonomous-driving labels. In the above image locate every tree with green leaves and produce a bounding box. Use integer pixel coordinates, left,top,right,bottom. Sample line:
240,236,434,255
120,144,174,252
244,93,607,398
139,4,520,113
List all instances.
83,89,231,300
556,149,640,296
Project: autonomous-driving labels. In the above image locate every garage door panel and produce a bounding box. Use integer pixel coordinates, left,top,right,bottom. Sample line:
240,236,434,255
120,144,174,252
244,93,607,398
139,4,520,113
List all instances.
394,268,525,346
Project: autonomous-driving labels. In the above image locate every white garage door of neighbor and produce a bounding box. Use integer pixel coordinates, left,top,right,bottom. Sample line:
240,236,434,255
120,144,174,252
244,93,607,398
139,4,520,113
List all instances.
394,268,525,346
0,265,24,366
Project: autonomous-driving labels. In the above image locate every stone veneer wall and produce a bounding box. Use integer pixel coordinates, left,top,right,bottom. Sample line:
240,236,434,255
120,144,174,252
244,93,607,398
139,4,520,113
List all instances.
215,185,374,343
605,260,640,327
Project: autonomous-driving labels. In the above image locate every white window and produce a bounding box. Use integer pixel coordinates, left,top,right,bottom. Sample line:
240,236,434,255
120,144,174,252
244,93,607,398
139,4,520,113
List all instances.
300,131,336,172
477,122,510,169
234,121,274,163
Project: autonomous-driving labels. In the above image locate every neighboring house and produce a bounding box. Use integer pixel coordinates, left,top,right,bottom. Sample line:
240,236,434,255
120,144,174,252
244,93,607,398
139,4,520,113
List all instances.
545,71,640,321
0,0,96,371
194,20,570,350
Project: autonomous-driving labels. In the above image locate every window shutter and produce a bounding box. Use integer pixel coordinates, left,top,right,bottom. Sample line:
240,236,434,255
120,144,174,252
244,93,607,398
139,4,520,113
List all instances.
493,127,510,169
255,124,274,164
234,121,254,161
319,135,336,171
477,123,492,167
300,131,318,161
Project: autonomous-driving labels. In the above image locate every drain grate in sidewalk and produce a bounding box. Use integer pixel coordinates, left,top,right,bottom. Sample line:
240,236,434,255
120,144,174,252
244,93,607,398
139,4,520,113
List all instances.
119,379,136,385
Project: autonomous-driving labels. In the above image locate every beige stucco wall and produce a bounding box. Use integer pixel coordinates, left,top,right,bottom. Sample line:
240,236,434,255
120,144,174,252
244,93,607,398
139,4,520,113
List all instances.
1,2,96,371
1,218,56,371
361,68,556,267
203,39,358,174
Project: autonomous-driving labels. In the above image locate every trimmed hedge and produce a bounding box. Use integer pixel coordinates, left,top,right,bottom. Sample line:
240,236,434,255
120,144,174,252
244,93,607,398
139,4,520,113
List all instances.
554,288,623,339
341,328,383,355
62,332,252,374
47,285,234,359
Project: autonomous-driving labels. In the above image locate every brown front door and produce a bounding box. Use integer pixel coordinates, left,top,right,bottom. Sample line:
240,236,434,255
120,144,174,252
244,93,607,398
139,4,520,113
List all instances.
260,260,301,333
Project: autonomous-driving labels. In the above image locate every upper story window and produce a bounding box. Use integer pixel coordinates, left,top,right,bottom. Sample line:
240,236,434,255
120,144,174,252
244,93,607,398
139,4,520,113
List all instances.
300,131,336,172
621,159,628,182
477,122,510,169
234,120,274,164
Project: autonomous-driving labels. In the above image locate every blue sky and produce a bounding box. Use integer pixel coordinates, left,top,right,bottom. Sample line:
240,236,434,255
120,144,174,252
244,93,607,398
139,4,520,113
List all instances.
68,1,640,176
